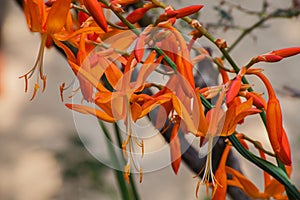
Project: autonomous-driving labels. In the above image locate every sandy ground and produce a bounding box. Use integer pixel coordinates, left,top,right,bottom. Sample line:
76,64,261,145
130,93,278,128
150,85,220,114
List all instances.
0,1,300,200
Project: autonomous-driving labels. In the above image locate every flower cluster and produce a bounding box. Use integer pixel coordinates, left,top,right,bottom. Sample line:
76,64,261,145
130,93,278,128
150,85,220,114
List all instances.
21,0,300,199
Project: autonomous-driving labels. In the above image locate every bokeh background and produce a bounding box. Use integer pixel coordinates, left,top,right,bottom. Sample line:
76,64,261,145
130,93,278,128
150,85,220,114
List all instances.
0,0,300,199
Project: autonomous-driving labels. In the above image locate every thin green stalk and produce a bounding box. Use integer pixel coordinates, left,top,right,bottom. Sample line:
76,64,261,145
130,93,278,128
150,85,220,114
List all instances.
98,120,132,200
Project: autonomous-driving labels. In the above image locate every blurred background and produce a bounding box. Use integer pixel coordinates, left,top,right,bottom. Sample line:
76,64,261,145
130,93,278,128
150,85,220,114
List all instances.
0,0,300,199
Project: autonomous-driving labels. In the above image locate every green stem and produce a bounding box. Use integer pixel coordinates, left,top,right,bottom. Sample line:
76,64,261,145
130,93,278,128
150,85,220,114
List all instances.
98,120,132,200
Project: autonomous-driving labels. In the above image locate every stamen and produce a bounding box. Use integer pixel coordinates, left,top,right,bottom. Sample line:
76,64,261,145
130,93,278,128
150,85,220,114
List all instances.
124,160,131,183
68,87,81,99
139,167,143,183
60,82,66,102
30,84,40,101
19,34,48,99
122,96,144,182
42,75,47,92
141,140,144,158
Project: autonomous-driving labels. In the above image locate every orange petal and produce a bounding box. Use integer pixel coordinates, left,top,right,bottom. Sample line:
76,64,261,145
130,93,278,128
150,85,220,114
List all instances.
266,98,283,156
140,93,172,118
131,102,142,122
134,33,146,62
44,0,72,34
172,95,197,134
255,54,282,63
278,128,291,165
65,103,115,122
118,7,151,26
83,0,108,32
245,91,267,109
212,145,231,200
194,89,208,136
170,120,181,174
23,0,45,32
270,47,300,58
104,62,123,88
265,178,286,198
226,75,241,105
174,5,204,18
226,166,267,198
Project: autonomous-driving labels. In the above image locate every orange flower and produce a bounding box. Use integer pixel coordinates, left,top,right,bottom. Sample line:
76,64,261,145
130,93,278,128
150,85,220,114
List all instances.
255,72,291,165
226,67,247,105
270,47,300,58
117,7,153,26
221,97,262,136
21,0,72,99
226,166,268,198
83,0,108,32
157,22,195,89
226,74,241,105
157,5,204,23
252,47,300,63
244,91,267,109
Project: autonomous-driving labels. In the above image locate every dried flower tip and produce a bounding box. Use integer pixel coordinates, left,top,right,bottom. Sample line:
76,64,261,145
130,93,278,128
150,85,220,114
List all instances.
189,29,203,38
190,19,201,28
111,3,124,13
215,38,227,49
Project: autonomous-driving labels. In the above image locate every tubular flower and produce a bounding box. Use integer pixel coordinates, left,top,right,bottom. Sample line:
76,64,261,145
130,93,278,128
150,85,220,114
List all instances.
226,67,247,105
221,97,262,136
63,50,172,180
21,0,72,99
83,0,108,32
226,74,241,105
196,86,226,196
243,91,267,109
194,86,262,198
157,5,204,23
250,47,300,64
254,72,291,165
157,22,195,89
